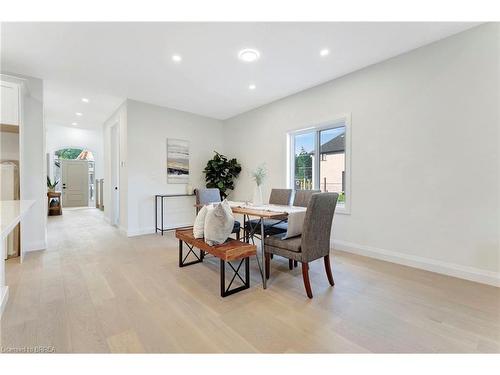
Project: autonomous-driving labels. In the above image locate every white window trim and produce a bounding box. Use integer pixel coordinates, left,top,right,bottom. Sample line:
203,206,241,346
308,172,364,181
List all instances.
287,114,351,215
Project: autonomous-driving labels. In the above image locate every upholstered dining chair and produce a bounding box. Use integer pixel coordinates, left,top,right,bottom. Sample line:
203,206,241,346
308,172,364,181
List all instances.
293,189,321,207
260,189,321,269
268,188,293,206
264,192,339,298
194,188,241,239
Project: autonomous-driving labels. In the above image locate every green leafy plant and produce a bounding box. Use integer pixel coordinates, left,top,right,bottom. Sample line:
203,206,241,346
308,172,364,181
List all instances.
338,191,345,203
55,148,83,160
203,151,241,199
251,164,267,186
47,176,59,191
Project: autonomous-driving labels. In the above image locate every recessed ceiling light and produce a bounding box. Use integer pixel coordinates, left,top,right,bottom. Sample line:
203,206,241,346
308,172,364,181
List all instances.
320,49,330,57
248,84,256,90
76,112,83,116
81,98,89,103
238,49,260,63
172,54,182,62
72,122,77,126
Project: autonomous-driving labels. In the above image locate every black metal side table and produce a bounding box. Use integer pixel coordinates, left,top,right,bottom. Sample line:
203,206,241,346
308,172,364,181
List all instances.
155,194,196,235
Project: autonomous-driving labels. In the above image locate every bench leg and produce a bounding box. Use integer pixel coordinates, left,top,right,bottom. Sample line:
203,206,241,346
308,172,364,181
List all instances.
178,240,204,268
220,257,250,297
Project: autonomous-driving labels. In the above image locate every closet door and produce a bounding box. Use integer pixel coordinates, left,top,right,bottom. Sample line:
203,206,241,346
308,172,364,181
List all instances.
0,81,20,126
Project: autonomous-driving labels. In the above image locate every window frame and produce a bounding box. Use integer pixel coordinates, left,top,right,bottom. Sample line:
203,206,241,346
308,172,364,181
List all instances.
287,114,351,215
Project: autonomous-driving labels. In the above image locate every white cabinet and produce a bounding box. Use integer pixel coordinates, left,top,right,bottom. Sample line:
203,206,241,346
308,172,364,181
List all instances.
0,81,20,126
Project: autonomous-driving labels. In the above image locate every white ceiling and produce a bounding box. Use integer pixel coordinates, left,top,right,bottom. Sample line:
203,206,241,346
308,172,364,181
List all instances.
1,22,480,127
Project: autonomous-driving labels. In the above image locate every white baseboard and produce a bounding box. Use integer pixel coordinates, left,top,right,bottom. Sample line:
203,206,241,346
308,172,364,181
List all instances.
0,286,9,317
127,228,156,237
333,240,500,287
127,223,193,237
23,240,47,253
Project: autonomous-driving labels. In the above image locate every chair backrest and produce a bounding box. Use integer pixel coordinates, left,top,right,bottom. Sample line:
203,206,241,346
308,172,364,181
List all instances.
195,188,221,206
293,189,320,207
269,188,292,205
301,193,338,262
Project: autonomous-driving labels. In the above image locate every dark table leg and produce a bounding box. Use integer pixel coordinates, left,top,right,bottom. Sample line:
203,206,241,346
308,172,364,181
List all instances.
161,196,164,235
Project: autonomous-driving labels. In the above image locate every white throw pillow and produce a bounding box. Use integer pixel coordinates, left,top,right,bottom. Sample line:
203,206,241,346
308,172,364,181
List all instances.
193,205,213,238
204,200,235,245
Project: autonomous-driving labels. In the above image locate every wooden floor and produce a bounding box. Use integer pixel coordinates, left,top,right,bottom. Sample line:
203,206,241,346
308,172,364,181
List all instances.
1,208,499,353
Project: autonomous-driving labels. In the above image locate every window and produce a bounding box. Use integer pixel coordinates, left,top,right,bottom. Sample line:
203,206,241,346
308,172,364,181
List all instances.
289,116,350,213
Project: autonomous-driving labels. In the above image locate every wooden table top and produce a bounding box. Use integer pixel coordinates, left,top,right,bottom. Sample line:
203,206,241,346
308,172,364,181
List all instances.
230,206,287,219
194,203,288,218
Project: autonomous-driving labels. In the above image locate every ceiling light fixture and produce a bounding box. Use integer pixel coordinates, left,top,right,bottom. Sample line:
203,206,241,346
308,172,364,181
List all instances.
172,54,182,62
320,49,330,57
76,112,83,116
238,49,260,63
81,98,89,103
248,84,256,90
72,122,77,126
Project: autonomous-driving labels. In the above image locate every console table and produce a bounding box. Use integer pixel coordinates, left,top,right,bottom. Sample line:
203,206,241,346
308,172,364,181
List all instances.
155,194,195,235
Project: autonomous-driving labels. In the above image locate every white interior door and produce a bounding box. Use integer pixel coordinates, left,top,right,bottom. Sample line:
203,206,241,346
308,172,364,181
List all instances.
61,160,89,207
110,124,120,226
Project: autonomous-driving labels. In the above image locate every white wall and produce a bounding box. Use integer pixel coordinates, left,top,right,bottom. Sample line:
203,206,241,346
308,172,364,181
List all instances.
46,124,104,179
1,72,47,253
223,24,500,285
125,99,224,236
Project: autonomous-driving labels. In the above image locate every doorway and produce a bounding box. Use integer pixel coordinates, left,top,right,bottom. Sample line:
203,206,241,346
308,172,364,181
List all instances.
52,147,96,207
61,159,89,207
110,123,120,227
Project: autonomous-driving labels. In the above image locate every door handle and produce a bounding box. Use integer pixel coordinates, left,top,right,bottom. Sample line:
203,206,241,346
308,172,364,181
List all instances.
114,187,118,190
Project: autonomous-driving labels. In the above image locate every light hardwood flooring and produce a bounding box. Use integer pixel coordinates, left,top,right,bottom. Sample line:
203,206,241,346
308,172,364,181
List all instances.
1,208,499,353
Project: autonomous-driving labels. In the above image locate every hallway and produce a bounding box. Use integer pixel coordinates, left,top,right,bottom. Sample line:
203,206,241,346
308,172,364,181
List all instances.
1,208,499,353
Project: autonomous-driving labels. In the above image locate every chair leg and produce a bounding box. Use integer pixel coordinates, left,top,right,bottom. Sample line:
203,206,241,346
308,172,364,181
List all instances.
236,229,240,240
288,259,293,270
265,252,271,279
293,260,298,268
270,254,274,259
324,255,335,286
301,262,313,299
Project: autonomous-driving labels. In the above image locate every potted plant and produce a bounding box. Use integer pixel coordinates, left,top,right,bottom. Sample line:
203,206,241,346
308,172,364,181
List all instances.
251,164,267,205
47,176,59,192
203,151,241,199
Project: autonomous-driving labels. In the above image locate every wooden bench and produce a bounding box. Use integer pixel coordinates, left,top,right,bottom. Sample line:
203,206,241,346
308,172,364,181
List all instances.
175,229,257,297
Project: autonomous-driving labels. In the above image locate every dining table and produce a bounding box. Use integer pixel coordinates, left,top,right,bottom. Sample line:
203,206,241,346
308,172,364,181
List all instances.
193,201,307,289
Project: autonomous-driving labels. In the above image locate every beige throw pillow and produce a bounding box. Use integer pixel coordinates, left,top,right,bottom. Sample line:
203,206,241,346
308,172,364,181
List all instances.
204,200,235,245
193,205,212,239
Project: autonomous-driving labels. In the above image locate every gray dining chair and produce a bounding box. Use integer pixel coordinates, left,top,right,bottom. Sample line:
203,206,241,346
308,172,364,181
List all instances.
264,192,339,298
265,189,320,238
269,188,293,206
263,189,321,269
194,188,241,239
293,189,321,207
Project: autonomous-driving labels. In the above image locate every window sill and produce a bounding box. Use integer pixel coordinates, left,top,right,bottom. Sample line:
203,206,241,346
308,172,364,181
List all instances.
335,204,350,215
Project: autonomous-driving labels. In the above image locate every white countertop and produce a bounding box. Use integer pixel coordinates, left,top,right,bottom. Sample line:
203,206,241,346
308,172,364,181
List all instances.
0,200,35,239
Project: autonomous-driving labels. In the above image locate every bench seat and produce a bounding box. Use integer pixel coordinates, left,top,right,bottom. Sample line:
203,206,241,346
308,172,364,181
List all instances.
175,229,257,297
175,229,256,261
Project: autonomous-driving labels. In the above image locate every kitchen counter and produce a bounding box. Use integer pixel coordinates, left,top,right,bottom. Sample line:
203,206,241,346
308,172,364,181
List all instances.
1,200,35,316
